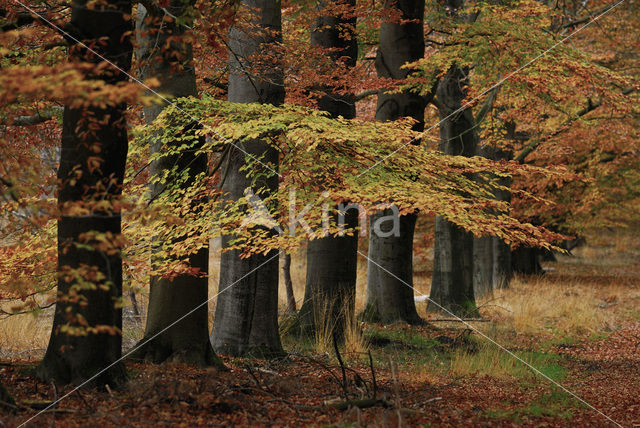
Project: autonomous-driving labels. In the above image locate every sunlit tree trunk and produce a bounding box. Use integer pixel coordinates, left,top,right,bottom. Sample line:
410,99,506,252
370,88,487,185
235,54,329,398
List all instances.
210,0,284,357
297,0,359,339
131,3,221,367
362,0,425,325
428,66,479,317
36,0,132,386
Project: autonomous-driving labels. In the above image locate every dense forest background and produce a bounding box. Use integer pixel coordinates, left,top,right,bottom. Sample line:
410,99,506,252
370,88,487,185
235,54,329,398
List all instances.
0,0,639,425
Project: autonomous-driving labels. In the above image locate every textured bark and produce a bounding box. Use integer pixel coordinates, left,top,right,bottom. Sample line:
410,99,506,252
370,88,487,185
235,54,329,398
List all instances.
473,236,494,299
130,4,221,367
211,0,284,357
36,0,132,386
362,0,425,325
364,212,424,324
428,66,479,317
297,0,359,338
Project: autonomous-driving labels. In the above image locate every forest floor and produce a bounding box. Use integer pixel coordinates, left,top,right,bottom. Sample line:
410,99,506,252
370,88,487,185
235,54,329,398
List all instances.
2,230,640,427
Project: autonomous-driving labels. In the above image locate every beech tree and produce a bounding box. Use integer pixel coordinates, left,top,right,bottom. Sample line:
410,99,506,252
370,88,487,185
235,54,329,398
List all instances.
130,1,221,366
427,65,479,317
296,0,359,339
210,0,285,357
425,0,479,317
36,0,133,385
363,0,426,325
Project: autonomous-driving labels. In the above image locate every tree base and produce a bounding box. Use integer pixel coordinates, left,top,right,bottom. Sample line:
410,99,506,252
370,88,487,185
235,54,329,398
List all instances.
130,338,225,368
35,355,127,389
360,304,425,326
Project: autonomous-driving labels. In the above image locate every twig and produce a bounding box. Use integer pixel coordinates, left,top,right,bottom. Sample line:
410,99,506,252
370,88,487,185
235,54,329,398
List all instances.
368,351,377,399
429,318,489,322
332,331,349,402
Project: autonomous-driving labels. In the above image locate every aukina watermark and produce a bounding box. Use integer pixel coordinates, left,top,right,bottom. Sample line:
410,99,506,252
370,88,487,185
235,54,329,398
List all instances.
240,188,403,238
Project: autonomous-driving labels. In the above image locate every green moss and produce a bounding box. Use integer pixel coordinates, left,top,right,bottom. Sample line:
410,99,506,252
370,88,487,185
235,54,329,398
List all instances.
484,388,577,422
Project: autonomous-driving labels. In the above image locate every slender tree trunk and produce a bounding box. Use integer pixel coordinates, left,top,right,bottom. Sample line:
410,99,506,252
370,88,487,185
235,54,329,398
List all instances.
282,251,296,313
297,0,359,339
427,66,479,317
362,0,426,325
210,0,284,357
36,0,132,386
130,4,221,367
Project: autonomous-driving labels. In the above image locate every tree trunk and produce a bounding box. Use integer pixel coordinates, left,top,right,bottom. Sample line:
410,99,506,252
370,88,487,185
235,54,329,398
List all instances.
210,0,284,357
473,236,494,300
428,66,479,318
362,0,425,325
36,0,132,386
364,212,424,324
0,380,15,410
282,251,296,314
511,246,544,275
297,0,359,339
129,4,221,367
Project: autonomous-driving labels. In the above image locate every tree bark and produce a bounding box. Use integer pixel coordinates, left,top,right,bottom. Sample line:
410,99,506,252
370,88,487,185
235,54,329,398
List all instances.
297,0,359,339
210,0,284,357
36,0,132,386
473,235,494,300
282,251,296,313
129,4,221,367
428,66,479,317
511,246,544,275
363,0,426,325
492,160,513,289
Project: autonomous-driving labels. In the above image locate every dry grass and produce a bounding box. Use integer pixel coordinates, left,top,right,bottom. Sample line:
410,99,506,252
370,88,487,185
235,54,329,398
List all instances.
2,230,640,361
0,304,51,358
480,276,620,337
295,289,369,358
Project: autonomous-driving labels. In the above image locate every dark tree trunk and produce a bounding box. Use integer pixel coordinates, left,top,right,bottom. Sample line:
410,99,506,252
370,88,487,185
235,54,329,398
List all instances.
36,0,132,386
130,3,221,367
511,246,544,275
427,66,479,317
493,236,512,288
0,380,15,410
297,0,359,338
282,251,296,314
210,0,284,357
362,0,425,325
364,212,424,324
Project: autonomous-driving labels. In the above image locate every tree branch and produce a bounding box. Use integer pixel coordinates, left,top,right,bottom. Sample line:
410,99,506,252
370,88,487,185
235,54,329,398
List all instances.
514,87,636,163
12,106,63,126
